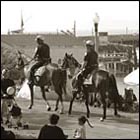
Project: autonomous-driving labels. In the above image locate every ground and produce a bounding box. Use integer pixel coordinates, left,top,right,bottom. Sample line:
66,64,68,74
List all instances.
2,98,139,139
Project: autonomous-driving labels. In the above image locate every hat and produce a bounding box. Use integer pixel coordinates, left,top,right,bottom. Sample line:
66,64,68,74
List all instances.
86,40,94,47
35,35,44,41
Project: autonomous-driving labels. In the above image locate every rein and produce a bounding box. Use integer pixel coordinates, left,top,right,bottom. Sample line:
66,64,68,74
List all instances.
17,58,34,69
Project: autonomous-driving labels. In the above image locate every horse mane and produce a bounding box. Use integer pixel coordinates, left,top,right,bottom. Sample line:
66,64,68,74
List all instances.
65,53,81,68
71,56,81,68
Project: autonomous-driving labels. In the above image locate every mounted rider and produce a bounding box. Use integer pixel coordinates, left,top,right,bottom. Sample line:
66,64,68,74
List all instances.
28,35,51,85
77,40,98,94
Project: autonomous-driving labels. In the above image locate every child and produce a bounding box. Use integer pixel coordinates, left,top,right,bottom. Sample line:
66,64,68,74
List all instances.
8,102,22,128
73,116,94,139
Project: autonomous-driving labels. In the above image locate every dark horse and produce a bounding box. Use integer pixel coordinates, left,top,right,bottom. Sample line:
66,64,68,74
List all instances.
16,51,67,113
62,53,121,121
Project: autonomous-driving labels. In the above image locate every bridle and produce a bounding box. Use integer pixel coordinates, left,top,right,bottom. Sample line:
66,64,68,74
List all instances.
62,54,81,69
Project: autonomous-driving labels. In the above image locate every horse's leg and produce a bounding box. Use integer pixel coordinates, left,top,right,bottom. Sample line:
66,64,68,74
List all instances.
100,97,106,121
40,86,51,111
28,84,34,109
84,88,90,118
113,97,121,117
54,98,59,111
99,86,107,121
59,94,64,114
54,84,64,114
68,91,77,115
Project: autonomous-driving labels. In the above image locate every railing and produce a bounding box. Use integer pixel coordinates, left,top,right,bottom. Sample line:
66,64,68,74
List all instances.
99,52,127,58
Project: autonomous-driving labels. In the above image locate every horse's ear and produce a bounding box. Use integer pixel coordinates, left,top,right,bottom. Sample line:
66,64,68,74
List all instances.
71,53,73,56
65,53,67,56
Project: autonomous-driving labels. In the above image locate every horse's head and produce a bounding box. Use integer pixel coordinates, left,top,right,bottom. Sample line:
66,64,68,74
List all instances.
62,53,81,69
62,53,81,78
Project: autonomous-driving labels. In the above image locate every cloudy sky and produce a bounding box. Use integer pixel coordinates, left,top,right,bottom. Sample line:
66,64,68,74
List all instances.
1,1,139,35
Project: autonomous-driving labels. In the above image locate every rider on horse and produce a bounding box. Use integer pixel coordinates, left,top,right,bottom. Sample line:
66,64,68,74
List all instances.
77,40,98,95
28,35,51,85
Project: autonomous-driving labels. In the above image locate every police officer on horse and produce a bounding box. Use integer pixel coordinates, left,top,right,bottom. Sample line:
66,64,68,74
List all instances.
28,35,51,85
77,40,98,94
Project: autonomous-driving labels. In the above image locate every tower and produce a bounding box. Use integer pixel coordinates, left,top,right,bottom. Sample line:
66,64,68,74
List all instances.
73,20,76,37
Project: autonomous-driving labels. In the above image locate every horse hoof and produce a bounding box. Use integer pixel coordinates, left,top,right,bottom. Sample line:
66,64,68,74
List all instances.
55,107,58,111
100,117,104,122
47,107,51,111
28,106,32,109
68,112,71,116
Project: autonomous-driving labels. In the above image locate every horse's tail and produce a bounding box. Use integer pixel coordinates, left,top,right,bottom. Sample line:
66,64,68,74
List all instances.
61,69,67,96
109,74,121,105
109,74,119,95
52,69,67,96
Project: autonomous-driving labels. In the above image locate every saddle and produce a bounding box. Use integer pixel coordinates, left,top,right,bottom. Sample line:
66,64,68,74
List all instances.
83,74,93,85
83,69,97,85
27,60,50,85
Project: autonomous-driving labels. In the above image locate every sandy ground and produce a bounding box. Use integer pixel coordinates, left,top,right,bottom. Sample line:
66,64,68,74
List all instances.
2,98,139,139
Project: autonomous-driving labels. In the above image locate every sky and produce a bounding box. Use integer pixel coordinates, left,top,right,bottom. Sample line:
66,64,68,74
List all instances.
1,1,139,36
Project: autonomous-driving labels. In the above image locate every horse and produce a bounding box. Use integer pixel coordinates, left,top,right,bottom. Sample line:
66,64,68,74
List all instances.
62,53,121,121
16,51,67,114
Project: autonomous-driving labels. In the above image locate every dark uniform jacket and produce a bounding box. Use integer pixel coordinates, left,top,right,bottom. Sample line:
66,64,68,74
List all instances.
34,43,50,62
38,124,67,139
84,51,98,69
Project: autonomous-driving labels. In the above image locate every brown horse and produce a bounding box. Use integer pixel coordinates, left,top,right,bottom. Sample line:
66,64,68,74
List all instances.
16,51,67,113
62,53,121,121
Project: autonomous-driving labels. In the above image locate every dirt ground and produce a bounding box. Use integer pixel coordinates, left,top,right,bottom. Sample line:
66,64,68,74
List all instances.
2,98,139,139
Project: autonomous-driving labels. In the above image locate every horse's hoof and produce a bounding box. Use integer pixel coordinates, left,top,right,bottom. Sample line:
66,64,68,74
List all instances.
100,117,104,122
47,107,51,111
55,107,58,111
28,106,32,109
68,112,71,116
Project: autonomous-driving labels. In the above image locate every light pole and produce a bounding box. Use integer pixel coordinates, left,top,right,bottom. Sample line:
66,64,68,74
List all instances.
93,13,100,53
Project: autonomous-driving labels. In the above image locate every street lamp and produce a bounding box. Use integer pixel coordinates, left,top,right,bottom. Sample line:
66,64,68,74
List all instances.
93,13,100,53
